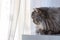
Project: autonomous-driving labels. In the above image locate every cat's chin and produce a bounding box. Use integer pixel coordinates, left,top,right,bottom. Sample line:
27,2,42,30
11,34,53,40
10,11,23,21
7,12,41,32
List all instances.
36,22,44,31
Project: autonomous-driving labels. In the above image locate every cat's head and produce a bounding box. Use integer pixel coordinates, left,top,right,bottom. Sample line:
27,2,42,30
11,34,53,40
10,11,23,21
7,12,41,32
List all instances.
31,7,48,25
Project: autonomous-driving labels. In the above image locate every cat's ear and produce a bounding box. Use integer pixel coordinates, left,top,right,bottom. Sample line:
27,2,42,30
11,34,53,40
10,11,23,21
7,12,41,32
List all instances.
33,8,42,13
33,8,38,12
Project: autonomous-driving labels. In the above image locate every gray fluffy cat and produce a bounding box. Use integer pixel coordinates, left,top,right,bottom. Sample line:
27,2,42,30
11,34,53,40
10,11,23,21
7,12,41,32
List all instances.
31,7,60,35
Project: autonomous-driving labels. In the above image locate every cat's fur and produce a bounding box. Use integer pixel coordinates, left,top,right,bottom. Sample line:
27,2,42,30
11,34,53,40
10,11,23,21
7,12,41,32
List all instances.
31,7,60,35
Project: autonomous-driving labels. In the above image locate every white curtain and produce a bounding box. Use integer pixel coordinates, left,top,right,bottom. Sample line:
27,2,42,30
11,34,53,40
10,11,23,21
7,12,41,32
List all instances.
9,0,31,40
0,0,20,40
0,0,31,40
18,0,31,40
8,0,20,40
0,0,11,40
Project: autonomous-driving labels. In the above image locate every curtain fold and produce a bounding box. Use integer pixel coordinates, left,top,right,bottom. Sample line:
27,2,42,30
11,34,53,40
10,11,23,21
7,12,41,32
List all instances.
8,0,20,40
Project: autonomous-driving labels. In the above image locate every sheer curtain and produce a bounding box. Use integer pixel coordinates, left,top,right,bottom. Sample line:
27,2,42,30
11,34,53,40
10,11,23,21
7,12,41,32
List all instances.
0,0,11,40
18,0,31,40
9,0,31,40
0,0,31,40
0,0,20,40
8,0,20,40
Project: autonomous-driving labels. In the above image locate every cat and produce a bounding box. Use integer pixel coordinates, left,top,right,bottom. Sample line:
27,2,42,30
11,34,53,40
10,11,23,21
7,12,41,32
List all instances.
31,7,60,35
